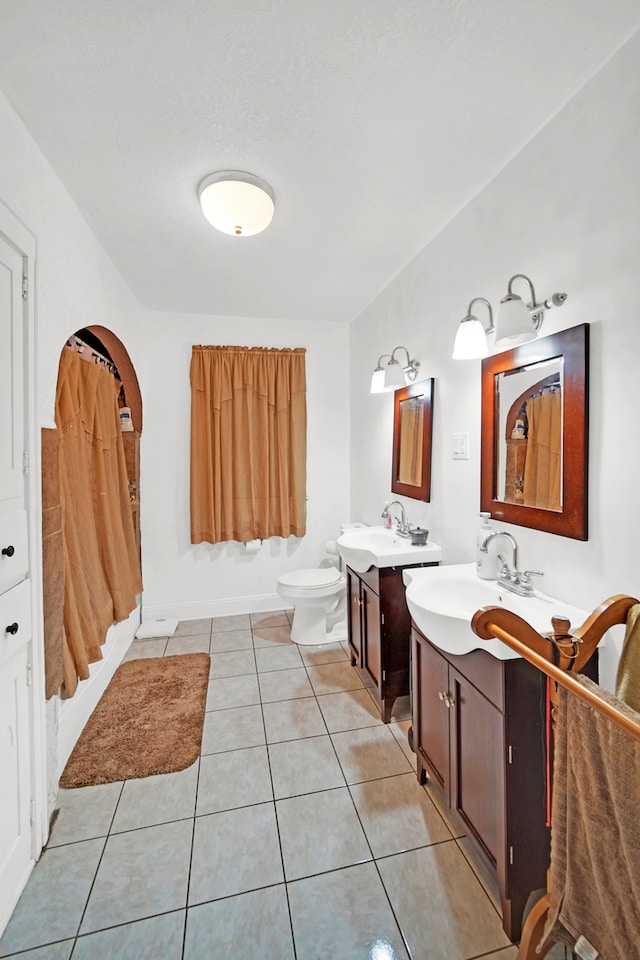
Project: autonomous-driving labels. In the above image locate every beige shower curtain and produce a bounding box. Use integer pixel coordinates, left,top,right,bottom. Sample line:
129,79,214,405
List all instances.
190,345,307,544
55,349,142,697
398,398,424,486
523,390,562,511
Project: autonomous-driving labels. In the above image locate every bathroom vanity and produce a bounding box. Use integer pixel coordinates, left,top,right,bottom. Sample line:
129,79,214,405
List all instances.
346,561,438,722
411,622,598,941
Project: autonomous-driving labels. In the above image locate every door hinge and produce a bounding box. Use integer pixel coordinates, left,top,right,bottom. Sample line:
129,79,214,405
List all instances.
26,662,33,686
382,669,386,681
23,450,30,475
22,274,28,300
381,612,385,625
509,845,514,865
507,744,513,764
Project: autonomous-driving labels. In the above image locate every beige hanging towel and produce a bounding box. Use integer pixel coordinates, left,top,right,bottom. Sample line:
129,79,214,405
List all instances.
616,602,640,712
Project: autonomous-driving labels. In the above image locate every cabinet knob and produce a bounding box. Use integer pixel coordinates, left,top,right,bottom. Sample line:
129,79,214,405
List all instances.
438,690,446,701
1,545,15,557
6,622,19,636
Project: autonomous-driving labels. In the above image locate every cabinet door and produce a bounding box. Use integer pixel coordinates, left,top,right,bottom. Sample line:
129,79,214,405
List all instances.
361,582,381,692
412,631,450,793
346,568,362,664
450,666,504,866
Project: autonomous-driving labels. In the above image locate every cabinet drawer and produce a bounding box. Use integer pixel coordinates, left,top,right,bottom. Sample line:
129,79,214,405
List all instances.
0,578,32,670
0,511,28,594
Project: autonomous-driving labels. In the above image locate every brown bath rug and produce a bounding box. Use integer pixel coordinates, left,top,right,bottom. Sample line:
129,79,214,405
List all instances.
60,654,210,788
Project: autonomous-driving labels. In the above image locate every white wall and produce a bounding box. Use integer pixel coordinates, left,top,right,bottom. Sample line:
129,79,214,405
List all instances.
0,91,145,805
136,310,350,621
349,30,640,689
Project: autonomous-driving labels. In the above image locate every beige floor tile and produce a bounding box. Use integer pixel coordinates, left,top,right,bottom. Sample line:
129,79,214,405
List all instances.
456,836,502,912
268,735,345,799
262,698,327,743
349,773,451,857
111,765,198,832
164,634,210,656
378,843,511,960
211,614,251,633
72,912,184,960
49,782,123,846
331,725,413,783
288,862,409,960
188,803,283,905
209,629,253,653
209,649,256,678
250,610,290,628
206,674,260,710
255,644,303,672
298,642,348,666
197,746,273,815
252,624,293,648
122,638,167,661
185,885,294,960
200,704,265,754
306,660,364,695
478,947,519,959
174,618,212,637
276,787,371,880
317,688,381,733
258,667,314,702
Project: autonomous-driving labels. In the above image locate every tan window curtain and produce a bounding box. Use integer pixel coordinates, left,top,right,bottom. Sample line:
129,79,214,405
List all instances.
55,348,142,697
523,390,562,511
190,345,307,544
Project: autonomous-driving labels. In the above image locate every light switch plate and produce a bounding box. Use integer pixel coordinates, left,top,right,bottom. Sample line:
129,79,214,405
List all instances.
452,432,470,460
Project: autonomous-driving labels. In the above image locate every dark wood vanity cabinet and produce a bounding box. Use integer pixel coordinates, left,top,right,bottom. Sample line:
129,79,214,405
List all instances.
411,623,551,942
346,562,437,722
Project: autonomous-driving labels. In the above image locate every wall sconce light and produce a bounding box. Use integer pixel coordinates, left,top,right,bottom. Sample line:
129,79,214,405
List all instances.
494,273,567,348
198,170,275,236
452,298,494,360
370,346,420,394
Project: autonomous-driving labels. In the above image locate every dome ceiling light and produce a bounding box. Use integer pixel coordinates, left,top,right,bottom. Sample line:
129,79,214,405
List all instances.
198,171,275,237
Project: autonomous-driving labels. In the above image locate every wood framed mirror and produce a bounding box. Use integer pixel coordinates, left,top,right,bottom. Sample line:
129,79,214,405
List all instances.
481,324,588,539
392,378,434,501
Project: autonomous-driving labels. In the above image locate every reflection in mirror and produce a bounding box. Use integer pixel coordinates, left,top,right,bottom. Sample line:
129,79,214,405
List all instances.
481,324,588,540
496,358,563,510
392,379,434,501
398,396,424,486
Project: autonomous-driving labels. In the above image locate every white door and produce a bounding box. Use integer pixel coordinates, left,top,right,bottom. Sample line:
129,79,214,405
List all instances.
0,228,35,932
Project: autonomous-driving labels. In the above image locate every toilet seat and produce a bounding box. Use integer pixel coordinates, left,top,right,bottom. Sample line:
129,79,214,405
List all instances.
278,568,342,590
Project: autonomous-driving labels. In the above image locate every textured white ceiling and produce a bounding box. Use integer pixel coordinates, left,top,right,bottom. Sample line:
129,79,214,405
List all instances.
1,1,639,322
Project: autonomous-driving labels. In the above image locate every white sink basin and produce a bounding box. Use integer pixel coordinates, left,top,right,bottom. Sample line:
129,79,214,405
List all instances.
337,525,442,573
403,563,587,660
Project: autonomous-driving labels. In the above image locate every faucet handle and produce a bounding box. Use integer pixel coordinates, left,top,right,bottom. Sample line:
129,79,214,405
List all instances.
522,570,544,581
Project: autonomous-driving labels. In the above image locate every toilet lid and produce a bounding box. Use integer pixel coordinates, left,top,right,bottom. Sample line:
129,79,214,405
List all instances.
279,568,342,589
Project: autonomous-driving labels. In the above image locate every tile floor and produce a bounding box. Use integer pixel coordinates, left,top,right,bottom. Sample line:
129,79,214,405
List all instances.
0,611,570,960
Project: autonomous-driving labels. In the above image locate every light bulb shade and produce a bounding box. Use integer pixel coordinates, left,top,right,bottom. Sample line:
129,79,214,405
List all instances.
383,361,407,390
370,369,387,394
199,171,275,237
452,317,489,359
494,294,536,347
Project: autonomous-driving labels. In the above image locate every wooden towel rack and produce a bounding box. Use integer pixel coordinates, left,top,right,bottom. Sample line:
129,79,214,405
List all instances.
471,593,640,959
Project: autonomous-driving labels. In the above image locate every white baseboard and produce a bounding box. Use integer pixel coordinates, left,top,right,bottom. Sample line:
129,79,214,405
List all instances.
142,592,287,623
57,605,140,777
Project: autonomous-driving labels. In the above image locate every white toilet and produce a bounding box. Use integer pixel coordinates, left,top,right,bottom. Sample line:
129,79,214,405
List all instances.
277,527,362,646
277,567,347,646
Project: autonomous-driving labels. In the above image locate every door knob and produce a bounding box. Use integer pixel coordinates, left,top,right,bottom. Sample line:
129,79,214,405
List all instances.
5,623,19,635
1,545,15,557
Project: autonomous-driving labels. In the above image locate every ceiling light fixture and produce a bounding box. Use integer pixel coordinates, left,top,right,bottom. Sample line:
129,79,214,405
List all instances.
494,273,567,349
198,170,275,237
370,346,420,394
452,297,494,360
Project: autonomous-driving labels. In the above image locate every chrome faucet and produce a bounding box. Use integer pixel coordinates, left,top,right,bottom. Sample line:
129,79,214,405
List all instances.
479,531,544,597
381,500,411,537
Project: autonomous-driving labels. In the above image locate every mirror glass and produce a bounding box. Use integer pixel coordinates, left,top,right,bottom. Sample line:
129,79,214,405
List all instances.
495,357,563,509
481,325,588,539
392,378,434,501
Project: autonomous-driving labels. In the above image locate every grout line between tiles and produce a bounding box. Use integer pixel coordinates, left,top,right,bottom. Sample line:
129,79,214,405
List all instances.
251,618,298,960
